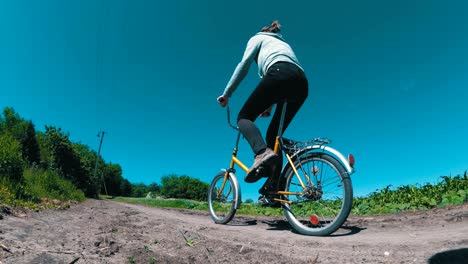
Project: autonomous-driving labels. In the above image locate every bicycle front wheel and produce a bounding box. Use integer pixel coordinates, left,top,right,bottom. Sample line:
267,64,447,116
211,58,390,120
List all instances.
282,152,353,236
207,172,238,224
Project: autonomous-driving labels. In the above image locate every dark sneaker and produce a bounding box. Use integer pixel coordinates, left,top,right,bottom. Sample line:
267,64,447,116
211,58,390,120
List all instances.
258,195,282,208
244,148,279,183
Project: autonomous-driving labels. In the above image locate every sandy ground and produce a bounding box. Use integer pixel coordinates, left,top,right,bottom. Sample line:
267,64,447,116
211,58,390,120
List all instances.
0,199,467,264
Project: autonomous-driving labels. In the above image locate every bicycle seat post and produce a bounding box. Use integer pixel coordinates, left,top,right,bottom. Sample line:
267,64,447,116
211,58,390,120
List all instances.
277,102,288,138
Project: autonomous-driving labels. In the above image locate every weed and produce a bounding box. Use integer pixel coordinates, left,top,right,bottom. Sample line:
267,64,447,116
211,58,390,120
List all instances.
178,230,200,247
185,237,198,247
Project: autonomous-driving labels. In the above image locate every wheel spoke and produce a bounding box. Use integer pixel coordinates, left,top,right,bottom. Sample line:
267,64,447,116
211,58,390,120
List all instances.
208,173,237,224
282,153,353,236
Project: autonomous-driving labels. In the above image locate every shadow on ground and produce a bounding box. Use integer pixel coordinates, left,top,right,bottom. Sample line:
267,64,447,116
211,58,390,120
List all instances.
228,218,258,226
262,220,365,236
428,248,468,264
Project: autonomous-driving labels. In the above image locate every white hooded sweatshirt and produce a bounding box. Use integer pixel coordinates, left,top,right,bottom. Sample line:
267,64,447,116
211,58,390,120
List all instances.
223,32,303,98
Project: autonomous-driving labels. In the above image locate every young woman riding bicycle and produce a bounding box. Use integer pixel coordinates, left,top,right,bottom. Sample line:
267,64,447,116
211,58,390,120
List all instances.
217,21,309,199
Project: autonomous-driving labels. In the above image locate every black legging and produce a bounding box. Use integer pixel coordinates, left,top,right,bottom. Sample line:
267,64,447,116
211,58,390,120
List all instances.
237,62,308,156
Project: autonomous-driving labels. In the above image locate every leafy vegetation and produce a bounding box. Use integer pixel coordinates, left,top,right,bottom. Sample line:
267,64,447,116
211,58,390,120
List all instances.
0,132,24,182
0,106,211,209
114,197,207,210
352,173,468,215
22,167,85,202
0,175,84,209
1,106,466,217
160,174,209,201
115,173,467,217
0,107,156,208
130,182,160,198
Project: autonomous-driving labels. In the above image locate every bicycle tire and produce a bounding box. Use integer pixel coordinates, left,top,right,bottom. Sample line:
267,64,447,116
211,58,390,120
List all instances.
282,152,353,236
207,172,238,224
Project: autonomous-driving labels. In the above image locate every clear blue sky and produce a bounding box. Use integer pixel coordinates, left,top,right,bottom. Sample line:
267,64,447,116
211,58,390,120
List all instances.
1,0,467,200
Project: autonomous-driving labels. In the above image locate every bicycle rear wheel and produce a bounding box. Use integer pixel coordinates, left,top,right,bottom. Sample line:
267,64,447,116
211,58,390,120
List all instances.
282,152,353,236
208,172,238,224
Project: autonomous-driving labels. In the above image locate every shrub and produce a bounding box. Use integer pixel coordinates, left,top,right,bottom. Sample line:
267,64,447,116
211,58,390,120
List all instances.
22,167,85,202
0,133,25,182
160,174,209,201
352,173,468,215
0,180,15,206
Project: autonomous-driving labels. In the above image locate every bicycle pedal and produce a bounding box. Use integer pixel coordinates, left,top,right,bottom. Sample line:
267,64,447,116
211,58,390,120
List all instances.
258,196,270,206
258,196,281,208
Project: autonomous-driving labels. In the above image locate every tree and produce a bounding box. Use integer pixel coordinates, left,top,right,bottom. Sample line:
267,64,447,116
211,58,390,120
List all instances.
148,182,161,194
38,126,97,197
0,107,130,199
1,107,40,165
21,121,41,165
160,174,209,200
120,179,132,197
131,183,149,197
72,143,101,196
102,163,124,196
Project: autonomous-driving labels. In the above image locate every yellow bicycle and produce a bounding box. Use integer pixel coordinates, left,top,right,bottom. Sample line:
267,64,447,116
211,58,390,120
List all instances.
208,103,355,236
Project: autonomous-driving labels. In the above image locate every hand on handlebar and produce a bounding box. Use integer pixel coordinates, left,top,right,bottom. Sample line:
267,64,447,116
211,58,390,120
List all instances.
217,95,229,107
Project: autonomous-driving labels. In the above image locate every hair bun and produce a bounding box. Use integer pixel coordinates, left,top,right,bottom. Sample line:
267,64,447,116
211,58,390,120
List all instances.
261,20,281,33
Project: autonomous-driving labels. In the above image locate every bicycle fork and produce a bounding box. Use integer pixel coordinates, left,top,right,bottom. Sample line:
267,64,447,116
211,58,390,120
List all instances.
218,147,248,197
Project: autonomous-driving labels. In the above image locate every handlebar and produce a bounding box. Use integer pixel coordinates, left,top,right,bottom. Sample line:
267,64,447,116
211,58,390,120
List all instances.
226,106,239,131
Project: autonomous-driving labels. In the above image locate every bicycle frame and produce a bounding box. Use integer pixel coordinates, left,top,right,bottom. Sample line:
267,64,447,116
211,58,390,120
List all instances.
210,102,355,235
219,104,297,204
219,103,354,206
223,103,287,173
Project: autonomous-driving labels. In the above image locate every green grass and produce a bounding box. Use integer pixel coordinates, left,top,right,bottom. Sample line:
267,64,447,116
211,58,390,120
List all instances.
0,167,85,209
111,173,467,216
22,167,86,202
111,196,284,216
113,196,207,209
2,170,466,217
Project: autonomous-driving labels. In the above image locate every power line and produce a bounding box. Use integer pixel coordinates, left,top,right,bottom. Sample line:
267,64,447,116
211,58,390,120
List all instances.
93,131,108,196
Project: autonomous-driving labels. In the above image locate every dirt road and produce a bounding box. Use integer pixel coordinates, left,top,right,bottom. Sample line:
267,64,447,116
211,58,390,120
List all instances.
0,199,467,263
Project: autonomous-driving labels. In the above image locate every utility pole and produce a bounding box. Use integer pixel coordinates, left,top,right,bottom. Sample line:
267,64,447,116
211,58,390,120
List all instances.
93,131,108,196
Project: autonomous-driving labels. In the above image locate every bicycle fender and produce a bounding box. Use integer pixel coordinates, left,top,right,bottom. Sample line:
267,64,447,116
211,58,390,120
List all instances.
290,145,354,175
228,172,243,209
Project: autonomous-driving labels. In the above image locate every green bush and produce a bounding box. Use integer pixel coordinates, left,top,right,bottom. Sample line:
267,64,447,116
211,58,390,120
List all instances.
0,107,126,204
160,174,209,201
0,133,25,182
22,167,85,202
0,179,16,206
352,173,468,215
